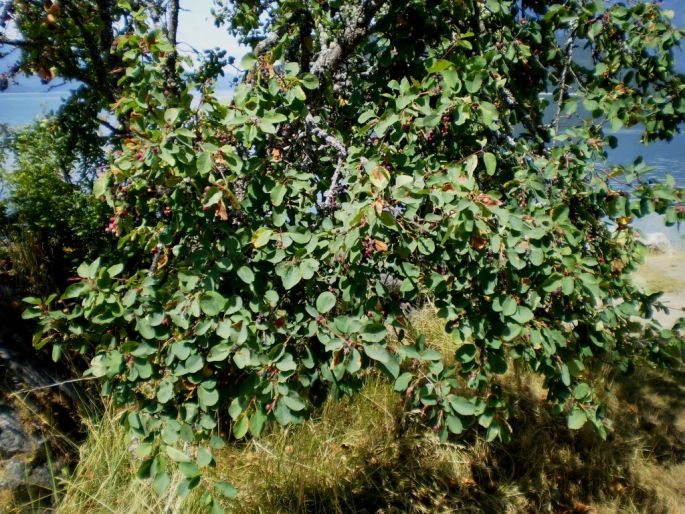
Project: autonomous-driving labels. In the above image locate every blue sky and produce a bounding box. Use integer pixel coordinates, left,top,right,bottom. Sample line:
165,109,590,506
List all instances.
177,0,243,57
180,0,685,54
1,1,684,90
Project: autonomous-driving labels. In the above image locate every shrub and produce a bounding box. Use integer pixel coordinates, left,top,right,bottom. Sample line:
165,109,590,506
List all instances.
26,2,685,509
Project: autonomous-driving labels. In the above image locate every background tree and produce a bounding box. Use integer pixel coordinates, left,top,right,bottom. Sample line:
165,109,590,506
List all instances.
26,1,685,509
0,119,111,292
0,0,182,182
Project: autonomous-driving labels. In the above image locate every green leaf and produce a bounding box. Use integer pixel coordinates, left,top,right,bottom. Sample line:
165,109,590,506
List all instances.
92,173,110,199
240,53,257,69
573,383,592,400
465,75,482,93
375,114,399,137
208,343,231,362
154,472,171,496
166,446,191,463
250,409,267,437
560,363,571,387
464,154,478,177
107,263,124,278
446,415,464,434
394,372,413,392
282,395,306,412
358,110,377,124
299,259,319,280
567,408,587,430
197,447,214,467
501,297,518,317
252,227,273,248
157,381,174,403
449,396,475,416
233,416,249,439
179,462,201,479
233,348,251,369
483,152,497,176
300,73,320,90
77,258,100,279
364,343,390,363
361,323,387,343
270,183,286,206
456,344,477,363
196,151,213,175
370,165,391,188
512,306,534,324
164,108,180,125
276,353,297,372
428,58,453,73
237,266,255,284
315,291,336,314
215,481,238,499
200,292,227,316
198,384,219,408
281,264,302,290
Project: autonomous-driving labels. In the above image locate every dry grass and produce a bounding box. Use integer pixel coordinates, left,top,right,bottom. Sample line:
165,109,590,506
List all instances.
38,301,685,513
51,329,685,514
53,408,209,514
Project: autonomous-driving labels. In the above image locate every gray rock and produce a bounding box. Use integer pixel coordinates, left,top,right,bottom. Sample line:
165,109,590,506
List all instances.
0,456,27,490
0,409,33,458
27,462,54,489
642,232,673,254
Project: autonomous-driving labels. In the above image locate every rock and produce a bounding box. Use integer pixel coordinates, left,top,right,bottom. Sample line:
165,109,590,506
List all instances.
0,455,56,514
642,232,673,254
0,291,82,511
0,457,26,491
0,409,34,458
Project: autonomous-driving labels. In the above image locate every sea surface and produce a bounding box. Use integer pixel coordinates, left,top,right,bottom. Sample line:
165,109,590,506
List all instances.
1,90,684,246
0,92,69,126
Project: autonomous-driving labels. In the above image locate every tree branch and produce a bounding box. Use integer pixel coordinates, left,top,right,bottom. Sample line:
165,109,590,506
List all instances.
165,0,180,93
310,0,386,75
553,24,578,137
253,29,283,57
305,114,348,209
61,0,114,101
0,35,31,47
305,114,348,158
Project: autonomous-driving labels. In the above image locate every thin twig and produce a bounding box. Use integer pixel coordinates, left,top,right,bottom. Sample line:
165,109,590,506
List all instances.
9,376,98,397
553,23,578,138
148,243,163,277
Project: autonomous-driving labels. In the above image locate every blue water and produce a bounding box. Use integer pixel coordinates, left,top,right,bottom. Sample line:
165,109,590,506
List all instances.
0,92,69,126
608,130,685,187
3,91,685,180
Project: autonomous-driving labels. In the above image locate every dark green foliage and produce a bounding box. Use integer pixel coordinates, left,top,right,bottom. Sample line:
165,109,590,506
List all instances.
1,119,109,291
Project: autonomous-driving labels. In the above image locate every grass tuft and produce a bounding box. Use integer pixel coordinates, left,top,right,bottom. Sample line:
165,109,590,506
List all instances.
52,362,685,514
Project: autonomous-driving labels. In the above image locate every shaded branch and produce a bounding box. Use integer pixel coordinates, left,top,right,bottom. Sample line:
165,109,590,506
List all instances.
61,0,114,101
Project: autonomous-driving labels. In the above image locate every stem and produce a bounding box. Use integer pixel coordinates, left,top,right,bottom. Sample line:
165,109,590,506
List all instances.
553,24,578,138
